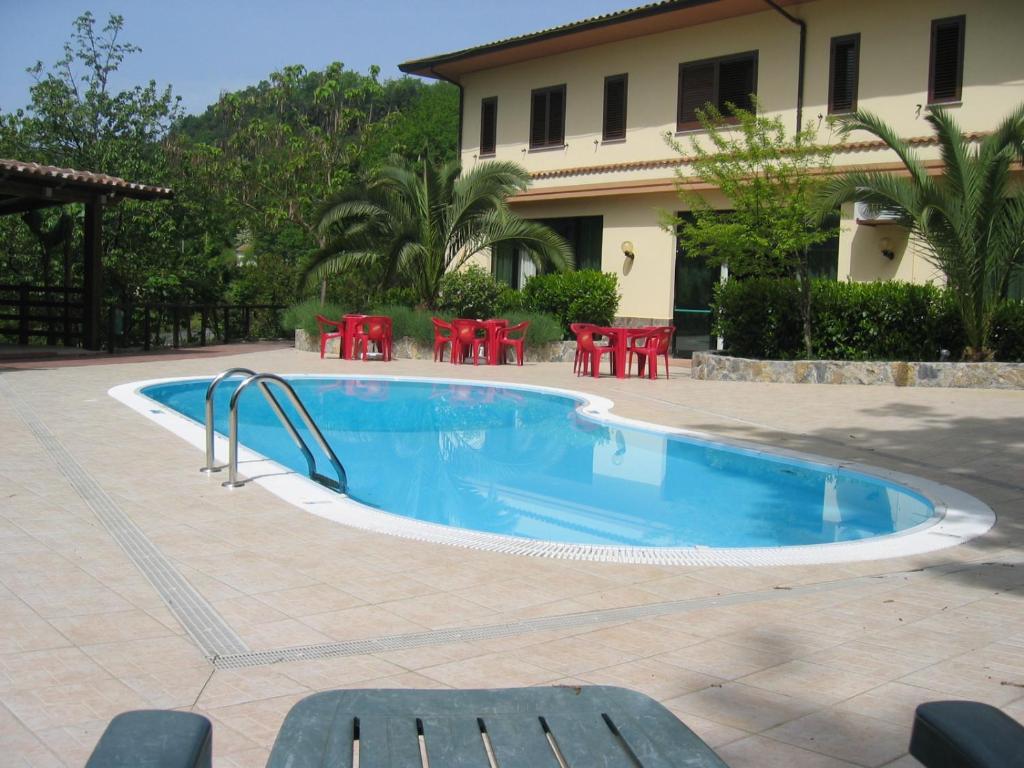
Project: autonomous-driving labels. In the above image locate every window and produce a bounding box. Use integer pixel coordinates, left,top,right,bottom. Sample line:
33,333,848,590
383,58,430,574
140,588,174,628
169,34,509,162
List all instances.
480,97,497,156
530,85,566,149
677,51,757,131
492,216,603,287
828,34,860,114
929,15,965,104
603,74,628,141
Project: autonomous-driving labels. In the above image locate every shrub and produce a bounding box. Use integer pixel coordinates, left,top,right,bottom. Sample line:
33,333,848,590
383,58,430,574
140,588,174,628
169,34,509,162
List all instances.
712,278,981,361
369,304,434,346
282,299,348,335
522,271,620,335
991,300,1024,362
496,286,529,314
712,278,802,359
379,285,419,308
437,264,505,319
502,311,564,349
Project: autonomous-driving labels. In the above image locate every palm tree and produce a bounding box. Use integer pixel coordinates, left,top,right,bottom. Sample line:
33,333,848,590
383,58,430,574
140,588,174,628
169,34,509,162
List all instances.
303,158,572,308
820,106,1024,360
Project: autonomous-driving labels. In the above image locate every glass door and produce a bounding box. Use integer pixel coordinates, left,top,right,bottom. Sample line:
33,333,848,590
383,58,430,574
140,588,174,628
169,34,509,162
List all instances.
672,243,719,359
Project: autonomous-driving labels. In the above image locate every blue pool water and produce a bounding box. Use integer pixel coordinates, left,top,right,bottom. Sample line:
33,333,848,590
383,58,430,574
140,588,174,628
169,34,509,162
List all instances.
142,377,935,549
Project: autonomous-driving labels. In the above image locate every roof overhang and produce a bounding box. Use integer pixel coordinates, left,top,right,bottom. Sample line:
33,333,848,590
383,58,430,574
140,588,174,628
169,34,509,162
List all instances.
0,158,174,217
400,0,806,81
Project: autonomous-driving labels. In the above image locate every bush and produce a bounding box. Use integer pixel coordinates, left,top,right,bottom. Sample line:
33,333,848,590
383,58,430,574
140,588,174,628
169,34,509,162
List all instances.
522,271,620,335
496,286,529,314
369,304,435,346
438,264,505,319
712,278,802,359
991,300,1024,362
282,299,348,335
712,278,983,361
502,311,564,349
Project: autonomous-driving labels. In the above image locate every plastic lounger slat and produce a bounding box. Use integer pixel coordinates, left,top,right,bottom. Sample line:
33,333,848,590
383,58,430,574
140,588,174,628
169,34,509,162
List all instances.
483,714,563,768
358,716,423,768
420,716,491,768
542,713,637,768
267,695,354,768
611,715,729,768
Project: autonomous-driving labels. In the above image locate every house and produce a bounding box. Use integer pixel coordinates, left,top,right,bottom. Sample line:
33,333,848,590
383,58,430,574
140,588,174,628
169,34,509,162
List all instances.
400,0,1024,356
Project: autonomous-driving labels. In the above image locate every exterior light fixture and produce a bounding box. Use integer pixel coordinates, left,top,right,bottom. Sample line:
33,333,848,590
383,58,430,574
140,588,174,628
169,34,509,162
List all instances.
621,240,636,260
879,236,895,260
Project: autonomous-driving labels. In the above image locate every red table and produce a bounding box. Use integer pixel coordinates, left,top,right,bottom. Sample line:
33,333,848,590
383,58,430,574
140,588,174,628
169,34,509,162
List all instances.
594,326,653,378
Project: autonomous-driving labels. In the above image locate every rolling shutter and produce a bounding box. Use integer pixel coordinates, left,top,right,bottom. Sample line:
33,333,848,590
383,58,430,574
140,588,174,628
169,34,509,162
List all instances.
717,56,756,113
529,85,566,148
930,16,965,103
678,62,716,129
480,97,497,156
828,35,860,114
603,74,628,141
530,90,548,148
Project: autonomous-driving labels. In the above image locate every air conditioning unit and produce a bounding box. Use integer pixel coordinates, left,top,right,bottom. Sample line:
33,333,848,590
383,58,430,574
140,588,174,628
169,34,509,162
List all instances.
855,202,902,226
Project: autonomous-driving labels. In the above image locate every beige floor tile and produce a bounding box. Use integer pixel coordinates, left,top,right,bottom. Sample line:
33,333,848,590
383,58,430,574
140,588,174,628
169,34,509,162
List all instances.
579,657,723,701
48,609,177,646
766,709,909,767
657,638,792,680
717,734,863,768
666,681,818,732
299,604,428,641
418,652,561,688
738,660,893,706
253,584,365,616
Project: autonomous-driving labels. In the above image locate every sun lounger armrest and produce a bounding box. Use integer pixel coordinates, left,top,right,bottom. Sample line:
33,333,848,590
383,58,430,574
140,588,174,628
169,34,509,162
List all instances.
910,701,1024,768
85,710,212,768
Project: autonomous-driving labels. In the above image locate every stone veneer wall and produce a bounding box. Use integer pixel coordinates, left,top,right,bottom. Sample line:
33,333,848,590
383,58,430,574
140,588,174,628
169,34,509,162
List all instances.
294,329,577,363
691,351,1024,389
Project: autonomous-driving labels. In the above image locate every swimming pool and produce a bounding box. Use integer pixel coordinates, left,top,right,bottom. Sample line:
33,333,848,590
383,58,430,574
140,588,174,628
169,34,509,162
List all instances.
115,374,993,564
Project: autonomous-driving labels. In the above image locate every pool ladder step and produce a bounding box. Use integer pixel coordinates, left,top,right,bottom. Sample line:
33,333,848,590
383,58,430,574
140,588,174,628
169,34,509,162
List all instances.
201,369,347,494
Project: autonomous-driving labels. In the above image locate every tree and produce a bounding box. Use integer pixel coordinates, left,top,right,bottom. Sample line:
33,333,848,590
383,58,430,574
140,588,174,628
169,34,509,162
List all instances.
304,158,572,308
664,105,837,358
819,107,1024,360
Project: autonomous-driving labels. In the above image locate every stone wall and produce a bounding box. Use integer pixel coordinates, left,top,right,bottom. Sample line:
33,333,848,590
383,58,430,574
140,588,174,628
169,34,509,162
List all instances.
691,351,1024,389
294,329,576,363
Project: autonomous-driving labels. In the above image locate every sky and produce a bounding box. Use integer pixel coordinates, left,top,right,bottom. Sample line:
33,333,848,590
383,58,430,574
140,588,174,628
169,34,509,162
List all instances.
0,0,633,115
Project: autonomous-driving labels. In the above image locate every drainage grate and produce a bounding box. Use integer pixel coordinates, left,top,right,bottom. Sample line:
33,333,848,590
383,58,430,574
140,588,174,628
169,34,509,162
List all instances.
2,380,248,658
213,572,890,669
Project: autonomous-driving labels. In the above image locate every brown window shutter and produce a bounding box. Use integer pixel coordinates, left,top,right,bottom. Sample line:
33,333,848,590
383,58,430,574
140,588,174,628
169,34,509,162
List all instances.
828,34,860,114
530,91,548,147
480,97,497,155
548,86,565,145
717,56,756,113
930,16,965,103
603,74,628,141
678,62,716,129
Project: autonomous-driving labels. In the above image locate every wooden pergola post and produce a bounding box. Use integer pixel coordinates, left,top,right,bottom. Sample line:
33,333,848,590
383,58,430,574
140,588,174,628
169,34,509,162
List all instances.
82,198,103,350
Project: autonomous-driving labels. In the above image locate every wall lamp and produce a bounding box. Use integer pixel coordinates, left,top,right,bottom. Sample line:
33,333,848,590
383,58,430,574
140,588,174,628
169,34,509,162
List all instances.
621,240,636,260
879,236,896,260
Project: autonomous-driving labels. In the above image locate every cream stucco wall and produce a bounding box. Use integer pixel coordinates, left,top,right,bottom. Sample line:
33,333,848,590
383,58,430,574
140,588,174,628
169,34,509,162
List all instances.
451,0,1022,318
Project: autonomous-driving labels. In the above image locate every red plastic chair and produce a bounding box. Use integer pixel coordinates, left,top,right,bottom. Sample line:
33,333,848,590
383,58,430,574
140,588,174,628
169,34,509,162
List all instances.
569,323,598,374
497,321,530,365
432,317,455,362
629,326,675,379
574,326,615,377
451,319,485,365
315,315,345,359
352,315,392,361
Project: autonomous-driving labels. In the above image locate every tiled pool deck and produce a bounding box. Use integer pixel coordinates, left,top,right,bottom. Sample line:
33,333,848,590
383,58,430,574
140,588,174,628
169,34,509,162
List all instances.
1,346,1021,767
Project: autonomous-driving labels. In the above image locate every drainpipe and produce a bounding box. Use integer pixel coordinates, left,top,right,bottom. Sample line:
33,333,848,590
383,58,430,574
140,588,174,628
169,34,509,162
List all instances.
763,0,806,134
429,67,465,161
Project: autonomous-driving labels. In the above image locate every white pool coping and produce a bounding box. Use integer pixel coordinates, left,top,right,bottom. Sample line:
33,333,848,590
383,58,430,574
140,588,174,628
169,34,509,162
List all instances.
108,374,995,567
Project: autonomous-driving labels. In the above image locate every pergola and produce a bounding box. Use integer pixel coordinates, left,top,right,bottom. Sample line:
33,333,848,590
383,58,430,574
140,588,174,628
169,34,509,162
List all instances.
0,158,174,349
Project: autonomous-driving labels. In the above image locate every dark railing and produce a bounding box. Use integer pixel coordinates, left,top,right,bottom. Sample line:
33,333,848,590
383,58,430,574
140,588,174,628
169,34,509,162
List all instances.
0,283,83,346
0,283,284,352
104,302,287,352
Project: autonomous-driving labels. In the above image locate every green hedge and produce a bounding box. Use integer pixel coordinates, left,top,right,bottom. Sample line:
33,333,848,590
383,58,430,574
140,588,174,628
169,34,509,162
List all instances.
522,271,620,336
438,265,505,319
711,278,1024,361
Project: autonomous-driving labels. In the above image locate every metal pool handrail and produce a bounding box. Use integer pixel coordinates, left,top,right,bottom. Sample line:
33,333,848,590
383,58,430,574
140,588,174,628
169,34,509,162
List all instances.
222,373,347,494
201,367,258,473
